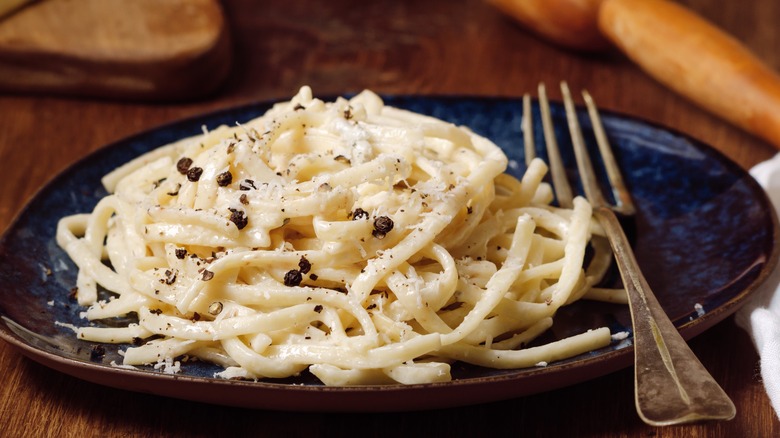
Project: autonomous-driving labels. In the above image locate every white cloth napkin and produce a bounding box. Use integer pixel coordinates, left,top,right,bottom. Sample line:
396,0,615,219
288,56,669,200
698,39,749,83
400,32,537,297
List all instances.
735,153,780,418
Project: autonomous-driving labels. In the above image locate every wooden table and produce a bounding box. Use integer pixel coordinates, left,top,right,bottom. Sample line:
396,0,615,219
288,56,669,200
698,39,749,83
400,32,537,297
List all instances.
1,0,778,436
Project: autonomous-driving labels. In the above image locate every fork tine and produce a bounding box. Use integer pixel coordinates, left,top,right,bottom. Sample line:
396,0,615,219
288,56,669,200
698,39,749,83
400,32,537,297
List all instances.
561,81,609,209
538,83,574,208
582,90,636,215
522,93,536,167
560,82,636,216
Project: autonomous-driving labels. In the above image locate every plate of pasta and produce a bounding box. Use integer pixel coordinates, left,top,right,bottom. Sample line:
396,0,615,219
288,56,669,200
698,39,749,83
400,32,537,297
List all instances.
0,88,776,411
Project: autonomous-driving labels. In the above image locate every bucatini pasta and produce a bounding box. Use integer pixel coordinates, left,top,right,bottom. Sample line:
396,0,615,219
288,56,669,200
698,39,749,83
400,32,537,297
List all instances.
56,87,622,385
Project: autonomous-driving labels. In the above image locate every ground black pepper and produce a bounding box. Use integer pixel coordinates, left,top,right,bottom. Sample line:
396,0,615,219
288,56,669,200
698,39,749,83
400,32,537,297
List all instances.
217,171,233,187
229,208,248,230
372,216,394,238
298,256,312,274
201,270,215,281
351,208,369,220
176,157,193,174
167,183,181,196
175,248,187,259
163,269,177,285
90,344,106,361
334,155,351,165
239,179,256,190
187,167,203,182
284,269,303,287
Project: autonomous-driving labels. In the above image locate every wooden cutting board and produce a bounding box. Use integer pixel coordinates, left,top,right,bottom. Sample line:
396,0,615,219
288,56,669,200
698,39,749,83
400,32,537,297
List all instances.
0,0,232,101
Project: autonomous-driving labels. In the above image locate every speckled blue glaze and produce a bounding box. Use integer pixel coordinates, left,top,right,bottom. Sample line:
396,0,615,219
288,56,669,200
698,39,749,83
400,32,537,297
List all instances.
0,96,776,393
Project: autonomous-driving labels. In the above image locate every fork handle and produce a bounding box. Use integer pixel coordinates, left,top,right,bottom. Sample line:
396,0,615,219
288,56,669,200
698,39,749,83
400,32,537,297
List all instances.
599,0,780,150
594,207,736,426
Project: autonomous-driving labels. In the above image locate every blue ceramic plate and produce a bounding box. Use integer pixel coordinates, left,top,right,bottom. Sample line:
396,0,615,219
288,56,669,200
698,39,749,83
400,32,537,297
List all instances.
0,96,777,411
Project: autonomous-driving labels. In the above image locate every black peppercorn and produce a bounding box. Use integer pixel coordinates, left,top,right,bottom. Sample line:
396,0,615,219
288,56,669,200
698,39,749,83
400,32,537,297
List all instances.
229,208,248,230
373,216,394,238
284,269,303,287
176,157,193,174
217,171,233,187
187,167,203,182
298,256,312,274
351,208,369,220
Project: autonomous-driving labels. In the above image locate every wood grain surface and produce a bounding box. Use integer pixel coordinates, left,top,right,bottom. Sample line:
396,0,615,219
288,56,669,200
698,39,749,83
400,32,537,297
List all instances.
0,0,778,436
0,0,231,100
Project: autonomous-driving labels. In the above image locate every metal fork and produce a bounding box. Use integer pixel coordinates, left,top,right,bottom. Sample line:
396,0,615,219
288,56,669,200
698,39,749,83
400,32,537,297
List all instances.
523,82,736,426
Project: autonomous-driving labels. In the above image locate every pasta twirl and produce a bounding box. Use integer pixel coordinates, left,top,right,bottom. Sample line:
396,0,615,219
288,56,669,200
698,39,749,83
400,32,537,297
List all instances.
57,87,619,385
